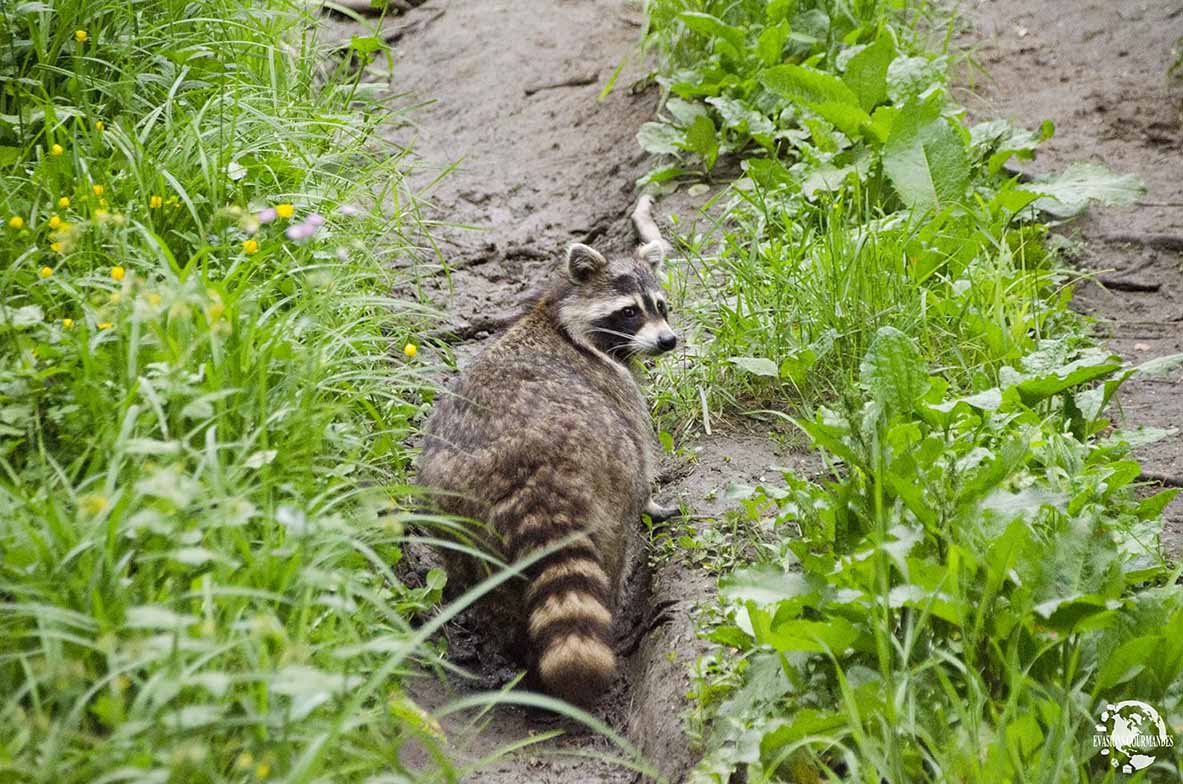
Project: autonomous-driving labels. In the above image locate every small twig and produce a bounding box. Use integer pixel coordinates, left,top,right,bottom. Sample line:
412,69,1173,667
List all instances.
1102,233,1183,253
1096,277,1162,293
424,314,518,344
383,7,445,43
1139,471,1183,488
523,73,598,96
1136,201,1183,208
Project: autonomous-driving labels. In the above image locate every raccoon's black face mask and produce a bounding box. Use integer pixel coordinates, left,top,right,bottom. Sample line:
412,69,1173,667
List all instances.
556,243,678,360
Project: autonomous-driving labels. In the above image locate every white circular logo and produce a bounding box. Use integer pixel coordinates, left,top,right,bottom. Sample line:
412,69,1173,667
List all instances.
1094,700,1175,773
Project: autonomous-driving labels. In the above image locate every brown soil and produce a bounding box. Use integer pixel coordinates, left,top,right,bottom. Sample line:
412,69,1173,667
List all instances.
318,0,1183,781
958,0,1183,556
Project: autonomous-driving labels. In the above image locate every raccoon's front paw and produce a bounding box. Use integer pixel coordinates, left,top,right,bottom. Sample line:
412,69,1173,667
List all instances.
644,498,681,523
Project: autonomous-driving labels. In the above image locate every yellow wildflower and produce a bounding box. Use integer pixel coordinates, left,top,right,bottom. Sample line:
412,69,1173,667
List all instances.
97,322,113,330
50,242,64,254
48,215,62,229
62,318,74,328
147,292,162,306
58,196,70,209
51,143,64,156
255,762,270,780
94,120,105,132
92,184,104,196
403,342,418,358
8,216,24,229
149,195,162,208
79,494,107,514
274,203,294,219
74,30,88,43
111,266,125,281
39,266,53,279
242,239,258,255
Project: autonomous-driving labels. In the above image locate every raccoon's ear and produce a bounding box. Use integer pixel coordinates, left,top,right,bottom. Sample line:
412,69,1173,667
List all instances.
636,240,668,271
566,243,608,283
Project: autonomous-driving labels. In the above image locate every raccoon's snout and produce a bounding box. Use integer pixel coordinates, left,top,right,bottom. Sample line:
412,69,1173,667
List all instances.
657,331,678,352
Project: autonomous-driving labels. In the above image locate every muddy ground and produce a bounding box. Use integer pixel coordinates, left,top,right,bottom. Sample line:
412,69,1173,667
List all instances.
319,0,1182,781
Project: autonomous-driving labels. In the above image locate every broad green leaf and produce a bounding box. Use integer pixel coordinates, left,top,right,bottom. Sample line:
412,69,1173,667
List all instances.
928,386,1003,414
760,709,847,756
883,102,970,212
1096,635,1160,690
886,55,944,103
1031,162,1145,218
1133,351,1183,377
742,157,795,190
760,64,861,108
843,33,895,111
809,101,873,138
721,569,811,606
799,162,859,198
664,97,708,127
706,96,775,137
1032,594,1120,633
1135,488,1179,521
729,356,779,377
637,122,683,155
1012,349,1122,405
794,415,862,470
763,617,859,653
756,21,789,66
679,12,746,54
683,114,719,169
859,326,929,415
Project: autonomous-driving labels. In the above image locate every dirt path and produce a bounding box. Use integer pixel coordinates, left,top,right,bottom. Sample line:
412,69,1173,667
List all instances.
959,0,1183,555
319,2,790,782
316,1,1181,781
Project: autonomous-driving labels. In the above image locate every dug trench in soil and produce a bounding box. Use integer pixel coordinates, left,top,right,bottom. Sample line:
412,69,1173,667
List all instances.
317,1,799,782
959,0,1183,557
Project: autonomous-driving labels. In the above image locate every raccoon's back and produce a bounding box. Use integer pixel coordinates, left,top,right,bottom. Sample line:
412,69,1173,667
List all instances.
419,351,649,523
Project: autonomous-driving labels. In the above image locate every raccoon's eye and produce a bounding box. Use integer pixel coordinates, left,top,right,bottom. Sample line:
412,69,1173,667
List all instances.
657,300,669,316
620,306,639,318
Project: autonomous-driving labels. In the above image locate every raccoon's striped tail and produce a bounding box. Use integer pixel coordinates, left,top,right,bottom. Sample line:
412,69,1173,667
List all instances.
522,538,617,706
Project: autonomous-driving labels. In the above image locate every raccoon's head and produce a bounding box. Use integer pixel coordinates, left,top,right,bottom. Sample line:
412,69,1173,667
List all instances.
553,241,678,361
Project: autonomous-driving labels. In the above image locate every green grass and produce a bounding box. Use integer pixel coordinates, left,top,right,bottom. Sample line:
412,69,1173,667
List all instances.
638,1,1182,781
0,1,461,780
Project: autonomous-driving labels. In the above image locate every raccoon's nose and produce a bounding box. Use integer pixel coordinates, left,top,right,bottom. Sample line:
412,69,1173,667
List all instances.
658,332,678,352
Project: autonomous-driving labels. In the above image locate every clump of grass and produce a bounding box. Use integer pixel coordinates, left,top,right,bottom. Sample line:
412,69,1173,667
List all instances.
0,1,457,779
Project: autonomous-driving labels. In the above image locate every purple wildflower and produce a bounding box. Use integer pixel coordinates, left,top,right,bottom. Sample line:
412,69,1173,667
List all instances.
336,204,362,217
306,212,325,227
257,207,277,224
286,223,313,242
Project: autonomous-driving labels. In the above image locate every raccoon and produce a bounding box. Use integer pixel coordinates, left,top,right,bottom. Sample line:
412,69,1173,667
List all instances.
416,196,677,706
